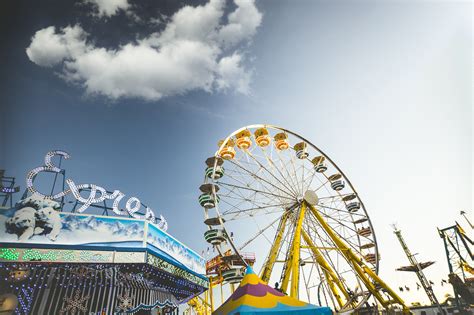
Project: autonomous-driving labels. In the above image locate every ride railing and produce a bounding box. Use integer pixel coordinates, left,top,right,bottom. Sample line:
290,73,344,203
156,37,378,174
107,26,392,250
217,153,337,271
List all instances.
206,250,256,275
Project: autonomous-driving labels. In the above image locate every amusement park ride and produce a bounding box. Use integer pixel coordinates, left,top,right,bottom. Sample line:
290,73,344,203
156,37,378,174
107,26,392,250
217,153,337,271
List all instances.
1,128,471,314
194,124,413,314
438,214,474,310
392,225,444,314
0,152,207,314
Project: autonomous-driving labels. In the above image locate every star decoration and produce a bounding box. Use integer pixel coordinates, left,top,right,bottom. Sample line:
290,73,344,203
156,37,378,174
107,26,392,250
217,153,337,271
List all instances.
60,289,90,314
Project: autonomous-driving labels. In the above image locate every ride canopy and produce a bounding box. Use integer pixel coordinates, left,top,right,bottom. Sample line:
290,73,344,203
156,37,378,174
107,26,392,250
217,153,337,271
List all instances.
213,267,332,315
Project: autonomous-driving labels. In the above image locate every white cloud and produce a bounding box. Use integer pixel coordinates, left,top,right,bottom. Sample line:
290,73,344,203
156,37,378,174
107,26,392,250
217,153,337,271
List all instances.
216,53,252,94
84,0,130,18
218,0,263,47
26,26,88,67
26,0,262,101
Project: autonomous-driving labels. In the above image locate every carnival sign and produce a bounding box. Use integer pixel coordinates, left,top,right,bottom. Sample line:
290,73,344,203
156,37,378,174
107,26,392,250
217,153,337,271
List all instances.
26,150,167,229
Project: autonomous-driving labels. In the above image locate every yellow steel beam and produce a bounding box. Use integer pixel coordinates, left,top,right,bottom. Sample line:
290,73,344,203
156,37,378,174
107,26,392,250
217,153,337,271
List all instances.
305,201,411,313
261,211,290,282
220,281,224,304
209,278,214,312
300,246,339,250
290,202,306,298
301,229,349,309
281,203,306,297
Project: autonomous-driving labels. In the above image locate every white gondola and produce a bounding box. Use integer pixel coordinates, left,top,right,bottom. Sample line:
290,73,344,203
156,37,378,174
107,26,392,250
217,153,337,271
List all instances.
294,142,309,159
360,243,376,250
204,217,225,226
205,157,225,179
346,202,361,212
222,267,245,284
312,156,327,173
199,193,220,208
364,253,377,264
342,193,357,202
354,217,368,224
357,227,372,237
199,184,220,208
328,174,345,191
204,229,227,245
331,180,345,191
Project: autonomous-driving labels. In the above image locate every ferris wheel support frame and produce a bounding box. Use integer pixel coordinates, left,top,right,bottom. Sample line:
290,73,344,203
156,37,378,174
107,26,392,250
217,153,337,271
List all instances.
301,229,350,308
260,211,290,282
280,202,307,297
306,201,410,313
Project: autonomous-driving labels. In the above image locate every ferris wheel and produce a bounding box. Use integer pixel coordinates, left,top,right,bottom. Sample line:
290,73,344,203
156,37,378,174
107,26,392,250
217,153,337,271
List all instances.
199,124,409,313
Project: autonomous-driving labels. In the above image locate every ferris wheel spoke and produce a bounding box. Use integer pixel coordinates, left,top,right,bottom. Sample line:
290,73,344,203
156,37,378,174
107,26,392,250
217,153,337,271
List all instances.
317,203,365,218
221,201,294,217
275,150,301,196
228,158,296,199
223,167,291,206
222,168,276,198
244,149,299,198
318,193,354,201
217,181,295,202
302,166,317,195
218,184,293,213
238,214,284,250
218,178,259,204
288,148,304,196
300,158,306,196
258,146,301,197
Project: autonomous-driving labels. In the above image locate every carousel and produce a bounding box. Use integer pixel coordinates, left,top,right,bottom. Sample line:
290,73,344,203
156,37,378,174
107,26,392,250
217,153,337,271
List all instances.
0,151,208,314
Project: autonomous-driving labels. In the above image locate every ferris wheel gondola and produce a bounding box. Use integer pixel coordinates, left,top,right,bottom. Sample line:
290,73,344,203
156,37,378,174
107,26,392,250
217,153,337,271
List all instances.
199,124,409,313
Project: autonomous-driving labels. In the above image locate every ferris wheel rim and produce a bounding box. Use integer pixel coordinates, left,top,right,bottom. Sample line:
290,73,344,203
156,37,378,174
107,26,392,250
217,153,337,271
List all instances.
204,124,380,311
213,124,379,271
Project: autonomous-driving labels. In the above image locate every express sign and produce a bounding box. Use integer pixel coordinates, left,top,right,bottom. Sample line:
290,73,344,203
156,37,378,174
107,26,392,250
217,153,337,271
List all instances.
26,150,167,230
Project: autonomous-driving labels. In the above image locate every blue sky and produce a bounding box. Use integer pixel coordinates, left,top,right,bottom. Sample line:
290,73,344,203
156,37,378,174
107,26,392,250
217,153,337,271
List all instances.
0,0,472,306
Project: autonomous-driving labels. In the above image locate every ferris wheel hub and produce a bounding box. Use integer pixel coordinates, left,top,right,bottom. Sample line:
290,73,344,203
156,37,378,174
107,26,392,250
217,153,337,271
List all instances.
303,190,319,205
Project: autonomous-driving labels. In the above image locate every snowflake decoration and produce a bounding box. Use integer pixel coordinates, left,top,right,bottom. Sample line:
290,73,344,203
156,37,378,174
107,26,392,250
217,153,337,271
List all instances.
60,289,90,314
116,290,133,311
69,266,95,278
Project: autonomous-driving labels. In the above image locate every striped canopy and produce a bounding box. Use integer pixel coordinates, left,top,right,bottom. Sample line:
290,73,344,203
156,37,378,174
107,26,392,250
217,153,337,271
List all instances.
213,267,332,315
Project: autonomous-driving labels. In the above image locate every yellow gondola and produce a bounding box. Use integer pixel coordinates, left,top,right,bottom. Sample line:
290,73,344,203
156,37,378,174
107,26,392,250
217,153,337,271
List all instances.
274,132,289,150
235,130,252,150
254,127,271,147
217,139,235,160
